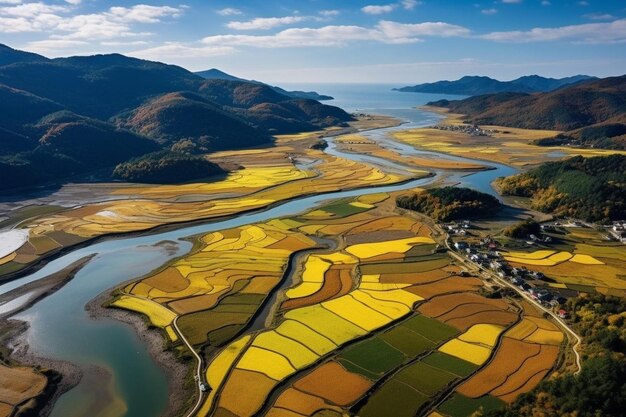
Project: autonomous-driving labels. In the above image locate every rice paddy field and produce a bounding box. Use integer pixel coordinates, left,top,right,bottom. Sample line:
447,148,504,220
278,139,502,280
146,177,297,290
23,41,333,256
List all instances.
0,134,414,278
334,134,485,171
393,114,625,168
501,226,626,297
107,193,568,417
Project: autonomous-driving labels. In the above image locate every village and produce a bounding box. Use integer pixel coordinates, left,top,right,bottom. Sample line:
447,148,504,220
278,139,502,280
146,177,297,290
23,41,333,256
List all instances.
444,218,626,320
429,123,497,137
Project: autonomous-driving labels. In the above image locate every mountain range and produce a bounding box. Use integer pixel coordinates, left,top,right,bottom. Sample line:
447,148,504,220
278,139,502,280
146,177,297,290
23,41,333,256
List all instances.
0,44,352,193
395,75,596,96
195,68,333,101
427,75,626,149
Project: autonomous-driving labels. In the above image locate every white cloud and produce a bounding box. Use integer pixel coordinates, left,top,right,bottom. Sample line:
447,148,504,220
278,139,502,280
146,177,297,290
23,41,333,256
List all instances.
577,1,589,6
108,5,183,23
362,4,396,15
378,20,471,40
319,10,340,17
227,16,306,31
216,8,242,16
0,2,68,17
201,20,471,48
401,0,422,10
65,0,81,4
584,13,614,21
100,40,148,46
482,18,626,43
541,1,551,5
202,26,379,48
26,39,87,52
0,0,22,4
129,42,236,60
0,3,184,39
362,1,420,15
501,0,522,3
482,8,498,15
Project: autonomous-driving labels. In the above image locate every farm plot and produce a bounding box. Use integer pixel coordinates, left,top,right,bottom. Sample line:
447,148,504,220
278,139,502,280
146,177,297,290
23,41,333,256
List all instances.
437,324,504,366
503,243,626,293
358,360,460,417
203,289,422,416
418,293,518,331
0,364,48,417
6,147,411,276
113,222,316,347
454,304,564,405
200,234,450,417
264,314,461,417
438,393,505,417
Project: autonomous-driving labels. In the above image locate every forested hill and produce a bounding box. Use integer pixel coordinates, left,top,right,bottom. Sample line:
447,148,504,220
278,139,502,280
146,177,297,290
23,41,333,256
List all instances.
396,187,500,221
496,155,626,222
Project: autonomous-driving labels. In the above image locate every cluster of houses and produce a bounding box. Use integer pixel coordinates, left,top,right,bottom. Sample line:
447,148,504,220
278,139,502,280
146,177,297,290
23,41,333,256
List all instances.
452,239,569,318
444,220,472,236
430,124,495,137
608,221,626,243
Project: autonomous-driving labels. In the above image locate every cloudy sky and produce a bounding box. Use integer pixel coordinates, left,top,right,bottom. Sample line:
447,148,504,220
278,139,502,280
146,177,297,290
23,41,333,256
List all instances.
1,0,625,83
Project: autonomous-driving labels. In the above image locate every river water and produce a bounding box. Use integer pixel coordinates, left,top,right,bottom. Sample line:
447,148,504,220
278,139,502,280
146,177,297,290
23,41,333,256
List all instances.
1,86,516,417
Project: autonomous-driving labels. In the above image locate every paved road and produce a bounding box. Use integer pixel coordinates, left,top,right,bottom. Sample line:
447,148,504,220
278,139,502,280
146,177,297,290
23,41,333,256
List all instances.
173,316,205,417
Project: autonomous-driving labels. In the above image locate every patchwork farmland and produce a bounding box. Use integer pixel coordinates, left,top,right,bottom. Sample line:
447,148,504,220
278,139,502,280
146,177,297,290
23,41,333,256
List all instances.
109,193,568,417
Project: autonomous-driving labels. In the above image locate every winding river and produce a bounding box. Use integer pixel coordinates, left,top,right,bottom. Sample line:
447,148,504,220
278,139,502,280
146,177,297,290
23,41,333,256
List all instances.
0,88,517,417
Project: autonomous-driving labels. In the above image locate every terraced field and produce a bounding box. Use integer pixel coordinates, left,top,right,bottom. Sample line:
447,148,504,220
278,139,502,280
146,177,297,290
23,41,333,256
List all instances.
117,194,566,417
501,228,626,296
113,222,317,347
393,114,624,168
0,135,413,277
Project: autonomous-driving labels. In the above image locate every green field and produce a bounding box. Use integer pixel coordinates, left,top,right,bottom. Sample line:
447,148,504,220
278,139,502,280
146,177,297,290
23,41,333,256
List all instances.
396,361,457,395
380,325,435,356
422,352,478,377
439,393,505,417
359,379,429,417
402,315,460,343
337,338,405,377
177,289,268,345
321,200,372,217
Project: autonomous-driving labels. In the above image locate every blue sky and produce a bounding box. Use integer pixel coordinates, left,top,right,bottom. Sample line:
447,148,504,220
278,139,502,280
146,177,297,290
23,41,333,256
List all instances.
1,0,625,83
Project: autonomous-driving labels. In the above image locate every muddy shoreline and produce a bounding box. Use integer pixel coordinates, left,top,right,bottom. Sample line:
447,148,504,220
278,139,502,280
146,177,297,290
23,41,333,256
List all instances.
0,257,94,417
85,291,192,417
6,319,83,417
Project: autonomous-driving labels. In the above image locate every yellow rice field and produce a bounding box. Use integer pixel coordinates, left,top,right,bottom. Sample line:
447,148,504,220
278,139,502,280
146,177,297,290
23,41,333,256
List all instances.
111,295,176,327
346,236,435,259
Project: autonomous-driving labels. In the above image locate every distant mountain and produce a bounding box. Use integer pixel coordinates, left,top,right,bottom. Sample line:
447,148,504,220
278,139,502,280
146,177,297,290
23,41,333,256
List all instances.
0,53,201,119
395,75,597,96
195,68,334,101
195,68,246,82
0,44,352,192
427,75,626,149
